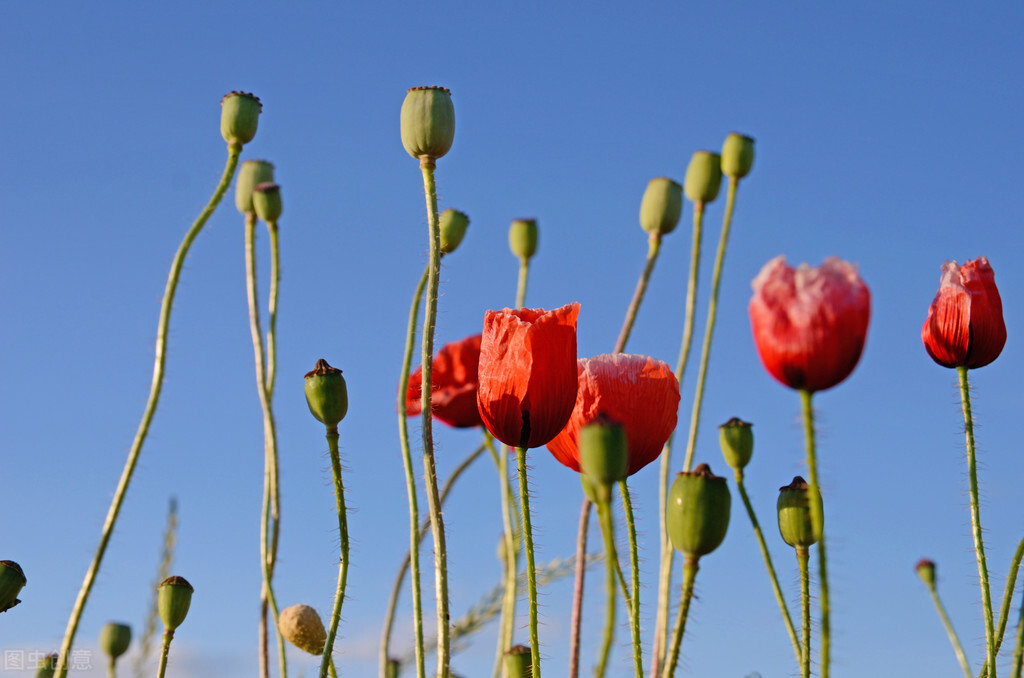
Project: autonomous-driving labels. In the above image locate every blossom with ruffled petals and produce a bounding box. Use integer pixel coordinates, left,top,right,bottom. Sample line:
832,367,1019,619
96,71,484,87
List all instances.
921,257,1006,369
405,334,483,428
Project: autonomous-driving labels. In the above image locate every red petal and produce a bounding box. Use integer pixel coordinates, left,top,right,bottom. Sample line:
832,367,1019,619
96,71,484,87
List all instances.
402,334,483,427
922,258,1006,369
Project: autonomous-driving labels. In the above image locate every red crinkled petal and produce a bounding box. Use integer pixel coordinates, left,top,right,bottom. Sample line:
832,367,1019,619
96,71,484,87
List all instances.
404,334,483,428
921,258,1005,369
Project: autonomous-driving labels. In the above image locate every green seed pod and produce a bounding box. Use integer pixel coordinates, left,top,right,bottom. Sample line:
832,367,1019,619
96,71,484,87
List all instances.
579,416,629,495
35,653,58,678
235,160,275,214
666,463,731,558
278,604,327,655
504,644,533,678
400,86,455,163
253,182,283,222
304,359,349,428
509,218,538,260
157,575,194,631
916,559,936,587
220,91,262,146
99,622,132,659
439,208,470,254
718,417,754,472
721,133,755,179
684,151,723,205
0,560,26,613
384,659,401,678
639,177,683,236
776,476,820,548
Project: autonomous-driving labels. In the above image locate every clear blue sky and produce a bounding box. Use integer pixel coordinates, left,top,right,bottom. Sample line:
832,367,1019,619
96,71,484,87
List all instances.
3,2,1024,676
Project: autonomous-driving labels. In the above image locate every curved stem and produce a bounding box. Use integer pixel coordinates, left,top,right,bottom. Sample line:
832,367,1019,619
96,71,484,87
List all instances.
800,389,830,678
387,264,430,678
796,547,811,678
516,446,542,677
515,257,529,308
488,433,521,678
959,366,996,677
319,427,350,678
54,143,241,678
155,629,175,678
661,556,699,678
595,500,619,678
921,573,972,678
984,537,1024,678
568,498,591,678
735,472,801,666
619,481,643,677
614,235,662,353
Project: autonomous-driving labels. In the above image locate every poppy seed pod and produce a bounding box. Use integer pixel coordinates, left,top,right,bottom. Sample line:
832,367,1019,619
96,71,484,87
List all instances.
0,560,26,613
235,160,275,214
721,133,755,179
916,559,936,587
719,417,753,471
252,183,282,223
439,209,470,254
278,604,327,655
504,645,533,678
509,219,539,260
220,91,261,146
666,464,731,558
35,654,58,678
99,622,132,659
684,151,723,205
400,86,455,162
304,359,349,428
639,177,683,236
157,576,194,631
579,415,629,490
777,476,820,548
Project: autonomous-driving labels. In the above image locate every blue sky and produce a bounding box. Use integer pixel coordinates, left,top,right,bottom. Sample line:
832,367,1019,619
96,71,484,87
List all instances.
3,2,1024,676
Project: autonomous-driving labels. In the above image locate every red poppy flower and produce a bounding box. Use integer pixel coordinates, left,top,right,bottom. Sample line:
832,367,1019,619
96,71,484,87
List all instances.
749,256,871,392
546,353,680,476
477,303,580,448
405,334,483,428
921,257,1006,369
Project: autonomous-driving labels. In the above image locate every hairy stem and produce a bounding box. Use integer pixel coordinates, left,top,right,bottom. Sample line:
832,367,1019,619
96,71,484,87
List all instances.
488,433,521,678
319,427,350,678
595,499,619,678
516,446,542,677
796,547,811,678
661,557,699,678
619,481,644,677
921,572,972,678
984,537,1024,678
568,498,591,678
800,389,830,678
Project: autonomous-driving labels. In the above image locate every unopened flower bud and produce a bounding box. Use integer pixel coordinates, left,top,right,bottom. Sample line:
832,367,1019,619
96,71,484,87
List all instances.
400,86,455,164
719,417,753,471
253,183,283,222
721,133,755,179
666,463,731,558
509,219,538,260
278,604,327,655
579,416,628,500
0,560,26,613
504,644,532,678
304,359,349,428
99,622,132,660
684,151,723,205
777,476,820,548
639,177,683,236
220,91,262,146
439,209,470,254
235,160,275,214
35,653,57,678
157,575,193,631
916,559,937,587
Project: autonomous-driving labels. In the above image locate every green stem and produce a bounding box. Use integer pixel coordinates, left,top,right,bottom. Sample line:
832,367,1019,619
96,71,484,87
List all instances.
108,658,116,678
319,427,350,678
265,221,280,398
985,537,1024,678
595,500,619,678
54,143,241,678
922,575,972,678
796,547,811,678
568,499,591,678
515,257,529,308
156,629,174,678
619,481,643,677
419,160,451,677
661,556,699,678
390,264,430,678
735,472,801,667
516,446,542,677
1011,601,1024,678
487,433,520,678
959,366,996,677
614,234,662,353
328,658,338,678
133,497,177,678
800,389,830,678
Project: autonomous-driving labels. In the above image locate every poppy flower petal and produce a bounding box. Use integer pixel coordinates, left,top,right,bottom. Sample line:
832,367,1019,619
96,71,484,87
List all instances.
921,257,1005,369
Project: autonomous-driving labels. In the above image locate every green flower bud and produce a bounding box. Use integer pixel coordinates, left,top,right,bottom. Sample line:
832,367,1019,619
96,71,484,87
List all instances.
504,644,532,678
509,218,538,260
304,359,349,428
776,476,820,548
639,177,683,236
439,209,470,254
721,133,755,179
916,559,936,587
385,659,401,678
400,86,455,164
99,622,132,660
157,575,193,631
684,151,723,205
579,416,629,497
235,160,275,214
0,560,26,613
666,463,731,558
719,417,753,471
278,604,327,655
253,182,283,222
220,91,262,146
35,653,58,678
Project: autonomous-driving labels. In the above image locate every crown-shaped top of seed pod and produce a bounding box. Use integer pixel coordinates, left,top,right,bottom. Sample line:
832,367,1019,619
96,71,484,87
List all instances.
236,160,275,214
0,560,26,613
220,91,262,146
278,604,327,655
777,476,820,548
439,209,470,255
684,150,723,205
666,463,731,559
304,359,349,428
400,86,455,165
640,177,683,236
253,182,282,223
719,417,753,471
99,622,132,660
157,575,193,631
721,133,755,179
509,218,538,261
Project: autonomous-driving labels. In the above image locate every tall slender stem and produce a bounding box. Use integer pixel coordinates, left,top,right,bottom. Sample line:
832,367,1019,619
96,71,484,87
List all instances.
568,498,591,678
155,629,175,678
54,143,241,678
614,235,662,353
921,571,972,678
619,482,643,677
661,557,699,678
515,257,529,308
133,498,177,678
1011,601,1024,678
516,446,542,677
958,366,996,677
488,433,521,678
796,547,811,678
800,389,830,678
389,264,430,678
984,537,1024,678
319,427,350,678
595,500,619,678
265,222,280,398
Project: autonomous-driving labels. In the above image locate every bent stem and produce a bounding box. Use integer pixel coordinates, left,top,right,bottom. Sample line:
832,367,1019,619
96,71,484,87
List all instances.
920,569,972,678
54,142,241,678
619,481,643,677
796,547,811,678
516,446,542,678
614,234,662,353
319,426,351,678
958,366,996,677
800,389,830,678
568,498,591,678
661,556,699,678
